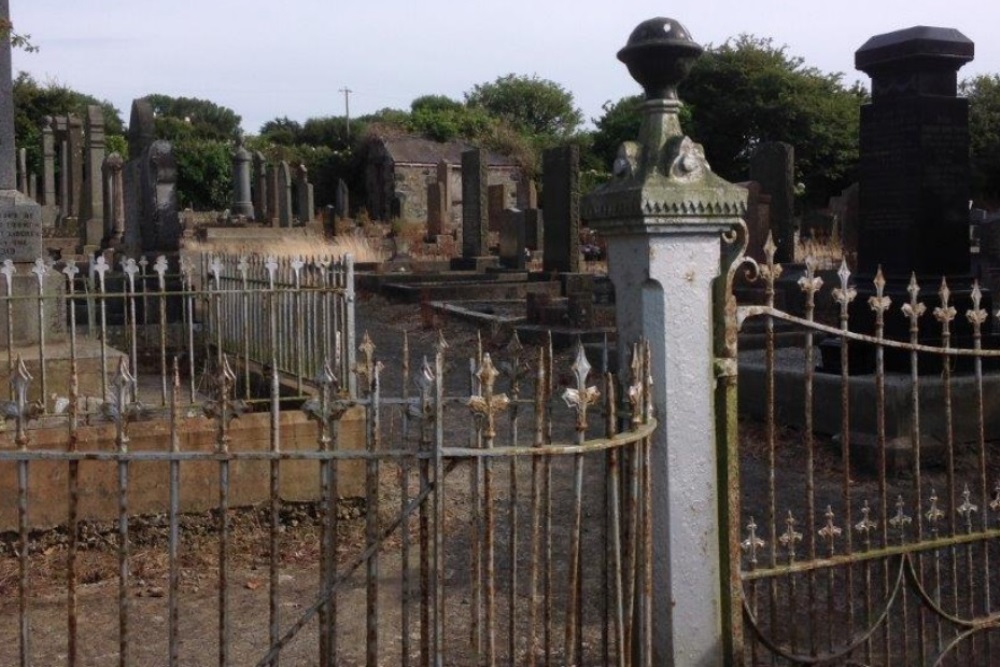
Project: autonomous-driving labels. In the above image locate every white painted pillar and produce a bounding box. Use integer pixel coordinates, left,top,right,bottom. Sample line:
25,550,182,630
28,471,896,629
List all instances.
583,17,748,665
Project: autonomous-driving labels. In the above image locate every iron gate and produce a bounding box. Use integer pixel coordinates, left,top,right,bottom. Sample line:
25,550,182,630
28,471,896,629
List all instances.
0,253,654,666
728,234,1000,665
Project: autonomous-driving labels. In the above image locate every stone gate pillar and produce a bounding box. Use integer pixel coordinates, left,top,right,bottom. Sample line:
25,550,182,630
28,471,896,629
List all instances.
582,18,748,665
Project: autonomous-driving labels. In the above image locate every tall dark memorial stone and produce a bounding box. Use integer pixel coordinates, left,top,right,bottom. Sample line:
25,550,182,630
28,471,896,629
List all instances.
856,26,974,278
831,26,980,372
542,145,581,273
450,148,496,270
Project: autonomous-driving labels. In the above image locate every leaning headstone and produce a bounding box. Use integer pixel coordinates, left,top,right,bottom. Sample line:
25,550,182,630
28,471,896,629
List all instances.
499,208,526,269
749,142,794,264
80,105,106,250
231,144,254,219
252,151,267,223
541,145,581,273
277,161,293,227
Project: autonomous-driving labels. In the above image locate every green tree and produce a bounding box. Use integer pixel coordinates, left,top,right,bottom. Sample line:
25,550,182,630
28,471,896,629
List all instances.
962,74,1000,204
172,139,231,210
465,74,583,140
259,116,303,146
590,94,643,171
678,35,863,204
144,94,242,142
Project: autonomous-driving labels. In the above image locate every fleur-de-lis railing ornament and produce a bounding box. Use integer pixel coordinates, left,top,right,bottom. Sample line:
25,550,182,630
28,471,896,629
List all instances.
122,257,140,288
31,257,47,288
759,232,783,289
291,257,305,287
1,259,15,295
264,256,278,289
901,273,927,333
741,517,765,567
93,254,110,288
467,353,510,440
957,484,978,531
498,332,527,401
832,260,857,313
934,277,957,332
855,500,878,547
990,482,1000,516
797,257,823,304
407,357,436,421
967,281,988,333
303,360,350,425
236,256,249,283
888,495,912,538
562,342,600,434
0,357,42,446
202,355,248,439
926,488,945,524
868,267,892,321
101,357,144,432
138,255,149,279
353,332,377,395
154,255,168,288
209,256,224,287
62,259,79,283
818,505,842,556
779,510,803,561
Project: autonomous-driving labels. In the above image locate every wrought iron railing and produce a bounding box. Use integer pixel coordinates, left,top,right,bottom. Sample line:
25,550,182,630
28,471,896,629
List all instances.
733,233,1000,665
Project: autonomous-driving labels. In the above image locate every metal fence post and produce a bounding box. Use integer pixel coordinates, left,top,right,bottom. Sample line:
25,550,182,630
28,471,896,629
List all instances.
582,18,748,665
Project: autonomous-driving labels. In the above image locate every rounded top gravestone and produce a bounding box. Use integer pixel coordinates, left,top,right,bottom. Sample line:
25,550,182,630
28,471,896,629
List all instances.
617,17,703,100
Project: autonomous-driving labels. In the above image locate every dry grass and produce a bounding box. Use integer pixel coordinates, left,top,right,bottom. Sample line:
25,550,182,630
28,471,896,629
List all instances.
795,235,843,270
184,232,387,264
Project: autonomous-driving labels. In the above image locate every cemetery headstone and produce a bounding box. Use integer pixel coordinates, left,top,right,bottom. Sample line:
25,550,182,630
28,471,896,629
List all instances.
67,114,84,220
81,105,106,250
128,99,156,161
451,148,495,271
542,145,581,273
488,183,508,232
499,208,526,269
231,144,254,219
41,117,55,207
335,178,349,219
277,161,293,227
102,153,124,247
524,208,544,253
265,163,279,226
426,181,446,237
252,151,267,222
295,163,314,223
749,142,794,264
123,140,180,254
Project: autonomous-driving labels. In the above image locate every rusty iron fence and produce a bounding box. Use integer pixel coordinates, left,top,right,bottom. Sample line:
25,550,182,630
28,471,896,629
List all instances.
730,234,1000,665
0,253,654,666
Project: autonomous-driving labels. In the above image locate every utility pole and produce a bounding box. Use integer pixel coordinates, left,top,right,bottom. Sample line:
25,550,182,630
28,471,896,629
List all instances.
339,87,352,140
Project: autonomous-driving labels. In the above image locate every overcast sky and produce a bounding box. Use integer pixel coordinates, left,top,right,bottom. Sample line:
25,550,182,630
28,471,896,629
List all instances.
11,0,1000,134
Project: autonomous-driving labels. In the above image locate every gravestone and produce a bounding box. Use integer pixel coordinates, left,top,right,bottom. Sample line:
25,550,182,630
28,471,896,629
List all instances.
436,159,452,227
252,151,267,222
542,145,581,273
16,146,25,193
231,144,254,219
749,142,794,264
450,148,496,270
0,0,57,345
499,208,526,269
828,182,859,261
335,178,349,219
426,181,446,237
265,163,279,226
856,26,973,278
40,118,55,207
128,99,156,161
67,114,84,220
102,153,124,247
488,183,508,232
123,140,180,254
524,208,544,252
295,163,314,223
277,161,292,227
736,181,771,264
824,26,980,373
81,105,106,250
